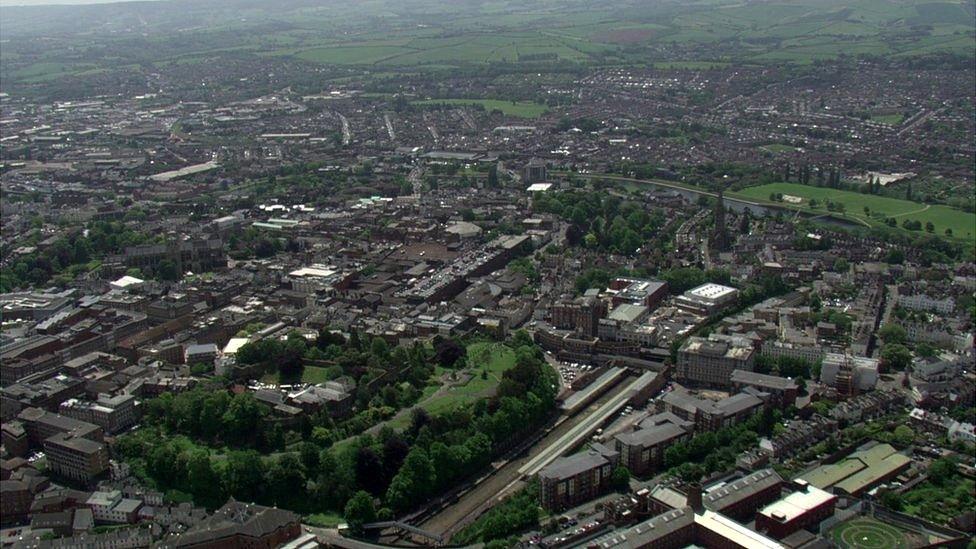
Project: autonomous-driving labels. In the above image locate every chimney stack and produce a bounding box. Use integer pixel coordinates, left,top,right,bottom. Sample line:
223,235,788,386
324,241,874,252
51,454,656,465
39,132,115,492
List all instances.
686,482,704,512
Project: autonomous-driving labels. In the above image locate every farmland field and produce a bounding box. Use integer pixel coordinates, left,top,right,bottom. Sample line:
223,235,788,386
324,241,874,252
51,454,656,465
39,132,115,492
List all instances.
733,183,976,242
3,0,972,88
294,45,411,65
411,98,549,118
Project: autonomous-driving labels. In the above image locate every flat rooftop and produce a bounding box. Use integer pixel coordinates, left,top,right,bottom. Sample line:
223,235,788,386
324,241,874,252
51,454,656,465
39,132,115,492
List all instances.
685,283,738,300
758,484,837,523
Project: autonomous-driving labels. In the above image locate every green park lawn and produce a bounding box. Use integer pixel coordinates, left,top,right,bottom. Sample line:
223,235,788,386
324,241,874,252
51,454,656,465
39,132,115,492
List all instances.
830,517,909,549
732,183,976,242
760,143,798,153
410,99,548,118
871,113,905,125
385,341,517,430
304,512,344,528
412,341,516,412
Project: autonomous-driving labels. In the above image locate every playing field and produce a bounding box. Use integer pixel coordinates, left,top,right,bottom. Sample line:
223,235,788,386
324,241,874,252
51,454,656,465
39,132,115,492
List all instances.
830,518,909,549
733,183,976,242
871,113,905,125
760,143,798,153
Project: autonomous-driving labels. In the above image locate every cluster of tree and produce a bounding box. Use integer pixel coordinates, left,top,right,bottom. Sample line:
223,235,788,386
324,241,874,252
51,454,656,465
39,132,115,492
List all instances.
860,175,885,195
118,430,298,509
869,228,967,265
735,273,791,310
898,218,938,234
227,226,294,260
808,309,855,334
452,482,542,545
236,331,310,379
878,324,906,345
140,390,279,450
618,122,728,146
555,117,600,132
665,408,782,481
385,343,557,513
532,190,666,256
783,164,842,189
118,335,558,530
792,233,835,251
508,257,540,284
949,405,976,424
880,342,913,371
754,355,818,380
659,267,731,295
822,200,846,213
0,220,152,291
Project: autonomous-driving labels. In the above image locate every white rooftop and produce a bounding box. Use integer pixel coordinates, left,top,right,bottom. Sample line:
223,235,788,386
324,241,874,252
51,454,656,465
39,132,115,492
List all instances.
110,275,144,289
289,265,337,278
695,510,784,549
686,283,737,300
758,484,836,523
526,183,553,192
222,337,249,355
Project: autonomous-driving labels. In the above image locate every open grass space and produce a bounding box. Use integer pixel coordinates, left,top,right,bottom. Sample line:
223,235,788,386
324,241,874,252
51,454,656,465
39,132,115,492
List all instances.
304,512,344,528
652,61,731,69
830,517,909,549
411,99,548,118
760,143,799,153
871,113,905,125
732,182,976,242
382,341,518,431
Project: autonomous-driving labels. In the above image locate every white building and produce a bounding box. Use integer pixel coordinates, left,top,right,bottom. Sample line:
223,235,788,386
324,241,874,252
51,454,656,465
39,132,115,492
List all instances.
948,421,976,444
675,283,739,316
761,340,826,364
86,491,143,524
897,294,954,315
109,276,144,291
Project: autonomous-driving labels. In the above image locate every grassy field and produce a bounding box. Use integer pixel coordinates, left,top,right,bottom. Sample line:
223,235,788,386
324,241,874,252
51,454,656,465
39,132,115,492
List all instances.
304,512,344,528
732,183,976,242
760,143,799,153
830,517,909,549
871,113,905,125
652,61,730,69
385,342,517,430
411,99,549,118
